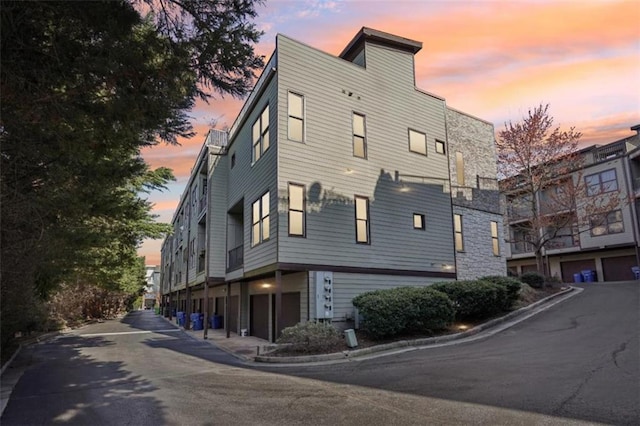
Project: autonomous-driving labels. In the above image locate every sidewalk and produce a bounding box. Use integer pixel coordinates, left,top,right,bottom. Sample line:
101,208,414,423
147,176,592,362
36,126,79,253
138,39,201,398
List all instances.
163,286,580,365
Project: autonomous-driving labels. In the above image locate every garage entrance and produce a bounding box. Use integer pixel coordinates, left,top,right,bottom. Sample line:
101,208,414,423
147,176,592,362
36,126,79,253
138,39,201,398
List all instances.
561,259,596,282
250,294,270,340
602,255,637,281
271,292,301,341
227,295,239,334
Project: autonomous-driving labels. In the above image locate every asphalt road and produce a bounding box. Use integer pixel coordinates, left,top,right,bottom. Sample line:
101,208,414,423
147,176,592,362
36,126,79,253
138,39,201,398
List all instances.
1,282,637,425
262,282,639,425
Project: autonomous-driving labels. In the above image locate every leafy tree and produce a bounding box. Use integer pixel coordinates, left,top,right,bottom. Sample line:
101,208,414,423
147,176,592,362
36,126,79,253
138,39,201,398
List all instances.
498,104,622,275
1,0,264,347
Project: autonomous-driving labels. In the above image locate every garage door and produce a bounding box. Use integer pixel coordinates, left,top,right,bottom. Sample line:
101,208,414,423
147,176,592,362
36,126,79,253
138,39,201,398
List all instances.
227,295,239,334
250,294,270,340
602,255,637,281
561,259,596,283
215,297,225,328
272,292,301,340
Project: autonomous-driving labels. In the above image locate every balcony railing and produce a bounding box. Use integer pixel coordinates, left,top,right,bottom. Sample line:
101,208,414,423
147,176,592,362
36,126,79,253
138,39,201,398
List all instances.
227,245,244,272
511,241,535,254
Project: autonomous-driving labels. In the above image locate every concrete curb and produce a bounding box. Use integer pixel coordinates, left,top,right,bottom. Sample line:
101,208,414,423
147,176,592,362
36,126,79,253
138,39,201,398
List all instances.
254,286,578,364
0,331,62,376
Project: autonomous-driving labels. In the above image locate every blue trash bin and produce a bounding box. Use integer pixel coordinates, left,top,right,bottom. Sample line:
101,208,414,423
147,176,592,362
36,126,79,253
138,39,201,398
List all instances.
177,311,185,326
210,315,223,329
573,273,583,283
632,266,640,280
582,270,595,282
192,314,204,331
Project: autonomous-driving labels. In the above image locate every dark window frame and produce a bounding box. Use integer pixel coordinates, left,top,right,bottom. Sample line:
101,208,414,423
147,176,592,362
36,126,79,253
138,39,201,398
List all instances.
585,168,618,196
288,91,305,142
413,213,426,230
288,183,306,237
354,195,370,244
252,104,270,164
251,191,270,247
454,214,464,252
408,128,427,156
590,209,624,237
491,221,500,256
435,139,446,155
352,112,367,159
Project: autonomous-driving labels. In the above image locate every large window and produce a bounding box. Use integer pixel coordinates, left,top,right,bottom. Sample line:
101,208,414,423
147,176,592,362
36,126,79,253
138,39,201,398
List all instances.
454,214,464,252
585,169,618,196
252,105,270,163
590,210,624,236
251,192,270,246
355,196,370,244
288,184,306,236
491,221,500,256
353,113,366,158
408,129,427,155
288,92,304,142
456,152,465,186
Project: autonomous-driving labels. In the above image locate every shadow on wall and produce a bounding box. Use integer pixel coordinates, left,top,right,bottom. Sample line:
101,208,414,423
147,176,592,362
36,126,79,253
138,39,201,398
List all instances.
280,168,455,269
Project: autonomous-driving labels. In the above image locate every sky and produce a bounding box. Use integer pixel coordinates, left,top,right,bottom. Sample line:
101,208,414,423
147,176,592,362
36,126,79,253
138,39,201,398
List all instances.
138,0,640,265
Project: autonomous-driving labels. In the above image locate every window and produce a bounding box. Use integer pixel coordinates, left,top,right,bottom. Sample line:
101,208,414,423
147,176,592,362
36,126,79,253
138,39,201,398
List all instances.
456,152,465,186
454,214,464,252
288,184,305,236
252,105,270,163
491,221,500,256
353,113,366,158
251,192,270,246
355,196,370,243
408,129,427,155
288,92,304,142
435,140,445,154
585,169,618,196
413,213,425,230
590,210,624,236
231,152,236,168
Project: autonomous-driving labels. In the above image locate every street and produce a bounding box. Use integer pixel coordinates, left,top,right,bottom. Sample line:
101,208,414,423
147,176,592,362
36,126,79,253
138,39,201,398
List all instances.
1,282,638,425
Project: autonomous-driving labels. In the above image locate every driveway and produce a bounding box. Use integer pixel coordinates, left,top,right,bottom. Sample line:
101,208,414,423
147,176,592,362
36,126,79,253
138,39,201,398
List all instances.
257,282,639,425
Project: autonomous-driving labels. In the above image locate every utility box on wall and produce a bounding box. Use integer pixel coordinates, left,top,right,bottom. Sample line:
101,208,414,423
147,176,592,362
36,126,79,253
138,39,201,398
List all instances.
314,271,333,319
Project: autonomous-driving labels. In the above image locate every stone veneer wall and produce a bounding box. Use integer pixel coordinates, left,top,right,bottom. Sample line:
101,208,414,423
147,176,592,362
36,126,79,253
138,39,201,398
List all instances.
446,107,507,278
453,205,507,280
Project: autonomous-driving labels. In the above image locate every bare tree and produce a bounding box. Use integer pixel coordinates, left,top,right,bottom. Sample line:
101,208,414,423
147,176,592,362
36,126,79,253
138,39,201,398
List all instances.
498,104,622,276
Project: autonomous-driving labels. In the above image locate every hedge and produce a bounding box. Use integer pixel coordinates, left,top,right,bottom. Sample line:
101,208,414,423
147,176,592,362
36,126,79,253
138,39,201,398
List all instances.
430,280,504,320
479,275,523,311
352,286,454,339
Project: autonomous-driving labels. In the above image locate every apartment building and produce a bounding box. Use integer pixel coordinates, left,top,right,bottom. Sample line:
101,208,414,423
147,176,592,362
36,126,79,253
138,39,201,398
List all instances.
504,125,640,282
160,28,505,342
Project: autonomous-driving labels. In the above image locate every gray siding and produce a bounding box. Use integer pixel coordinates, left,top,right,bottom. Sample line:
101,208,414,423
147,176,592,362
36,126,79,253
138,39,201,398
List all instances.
226,77,279,277
327,272,451,323
275,35,454,273
208,152,228,277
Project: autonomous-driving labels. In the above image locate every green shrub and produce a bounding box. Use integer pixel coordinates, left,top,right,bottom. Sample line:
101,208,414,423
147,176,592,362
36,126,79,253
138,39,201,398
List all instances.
352,286,454,340
480,275,522,310
430,280,503,320
276,321,343,353
520,272,545,289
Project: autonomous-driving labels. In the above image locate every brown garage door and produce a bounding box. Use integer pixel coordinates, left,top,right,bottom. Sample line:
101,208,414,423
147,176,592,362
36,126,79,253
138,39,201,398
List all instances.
561,259,596,283
272,292,301,340
215,297,225,328
227,295,239,334
602,255,637,281
250,294,270,340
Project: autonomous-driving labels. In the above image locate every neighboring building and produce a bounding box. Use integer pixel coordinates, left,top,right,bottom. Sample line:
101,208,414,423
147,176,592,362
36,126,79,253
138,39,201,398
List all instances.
160,27,504,342
143,265,161,309
504,125,640,282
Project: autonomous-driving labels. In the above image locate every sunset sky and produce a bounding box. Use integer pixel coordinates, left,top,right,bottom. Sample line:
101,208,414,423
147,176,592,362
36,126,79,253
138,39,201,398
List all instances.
139,0,640,265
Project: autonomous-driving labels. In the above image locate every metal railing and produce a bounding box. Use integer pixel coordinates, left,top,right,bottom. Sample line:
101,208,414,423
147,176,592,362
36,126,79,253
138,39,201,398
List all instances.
227,245,244,271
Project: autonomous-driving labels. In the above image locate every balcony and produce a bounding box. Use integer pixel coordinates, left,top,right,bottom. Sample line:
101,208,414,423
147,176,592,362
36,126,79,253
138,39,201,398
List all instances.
227,245,244,272
511,241,535,255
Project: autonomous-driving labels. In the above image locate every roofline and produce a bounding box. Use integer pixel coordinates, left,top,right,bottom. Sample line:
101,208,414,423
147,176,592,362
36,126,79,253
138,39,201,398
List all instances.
339,27,422,61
